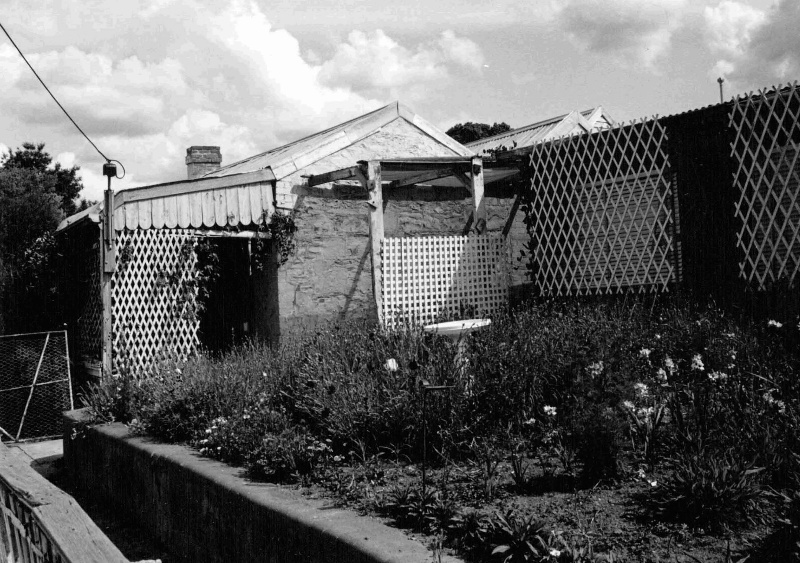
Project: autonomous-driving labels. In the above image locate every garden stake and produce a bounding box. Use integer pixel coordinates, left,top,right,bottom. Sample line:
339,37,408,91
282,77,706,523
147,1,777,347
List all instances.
421,381,453,495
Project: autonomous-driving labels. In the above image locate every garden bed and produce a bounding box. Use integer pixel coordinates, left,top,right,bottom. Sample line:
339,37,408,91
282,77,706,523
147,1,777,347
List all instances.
82,296,800,562
63,408,460,563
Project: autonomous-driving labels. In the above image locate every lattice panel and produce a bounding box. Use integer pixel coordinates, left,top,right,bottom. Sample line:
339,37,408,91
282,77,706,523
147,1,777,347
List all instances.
523,118,676,296
76,238,102,361
731,84,800,288
112,229,200,375
382,234,509,327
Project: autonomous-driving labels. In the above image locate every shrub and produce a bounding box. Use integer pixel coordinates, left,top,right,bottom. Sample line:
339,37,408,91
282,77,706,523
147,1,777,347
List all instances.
651,446,766,530
489,510,550,562
246,427,330,482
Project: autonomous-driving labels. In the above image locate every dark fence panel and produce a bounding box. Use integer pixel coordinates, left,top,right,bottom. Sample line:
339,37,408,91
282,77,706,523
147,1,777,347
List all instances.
518,85,800,320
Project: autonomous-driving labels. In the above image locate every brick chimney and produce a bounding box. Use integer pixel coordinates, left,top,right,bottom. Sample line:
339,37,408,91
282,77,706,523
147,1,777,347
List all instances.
186,146,221,179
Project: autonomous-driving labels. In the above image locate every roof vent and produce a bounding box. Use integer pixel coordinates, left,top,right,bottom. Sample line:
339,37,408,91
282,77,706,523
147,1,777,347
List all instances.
186,146,221,179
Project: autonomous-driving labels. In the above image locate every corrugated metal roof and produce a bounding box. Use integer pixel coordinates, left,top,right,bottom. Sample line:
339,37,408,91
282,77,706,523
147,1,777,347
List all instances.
466,107,613,154
204,101,473,180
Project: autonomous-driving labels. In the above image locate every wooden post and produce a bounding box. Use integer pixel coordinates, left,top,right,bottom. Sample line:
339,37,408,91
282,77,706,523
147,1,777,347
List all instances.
471,156,486,234
100,225,113,379
364,161,384,325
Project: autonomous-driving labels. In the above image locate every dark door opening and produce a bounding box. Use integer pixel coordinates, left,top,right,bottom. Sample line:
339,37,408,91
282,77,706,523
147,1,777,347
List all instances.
198,238,253,354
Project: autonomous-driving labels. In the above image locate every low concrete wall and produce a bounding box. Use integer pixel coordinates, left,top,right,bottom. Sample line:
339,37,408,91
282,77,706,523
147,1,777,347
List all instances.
63,409,460,563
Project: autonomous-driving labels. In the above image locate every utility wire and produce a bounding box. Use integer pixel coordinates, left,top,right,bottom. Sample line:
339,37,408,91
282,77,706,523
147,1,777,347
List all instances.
0,19,111,163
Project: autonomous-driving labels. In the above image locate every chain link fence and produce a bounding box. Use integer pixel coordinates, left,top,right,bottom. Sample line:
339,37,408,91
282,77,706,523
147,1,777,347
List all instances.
0,330,73,442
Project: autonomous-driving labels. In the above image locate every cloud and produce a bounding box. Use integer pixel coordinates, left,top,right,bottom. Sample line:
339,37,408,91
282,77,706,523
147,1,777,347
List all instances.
1,0,482,203
319,29,484,99
553,0,689,71
704,1,766,56
704,0,800,89
0,45,191,137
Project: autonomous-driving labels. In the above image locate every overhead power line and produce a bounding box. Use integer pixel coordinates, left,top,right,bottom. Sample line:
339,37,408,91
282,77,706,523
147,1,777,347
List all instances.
0,18,112,163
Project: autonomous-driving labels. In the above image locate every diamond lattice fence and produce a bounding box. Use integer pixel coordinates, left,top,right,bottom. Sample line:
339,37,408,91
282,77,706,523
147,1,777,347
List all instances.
112,229,200,375
0,331,73,441
382,234,509,328
522,118,677,296
731,84,800,288
76,236,102,362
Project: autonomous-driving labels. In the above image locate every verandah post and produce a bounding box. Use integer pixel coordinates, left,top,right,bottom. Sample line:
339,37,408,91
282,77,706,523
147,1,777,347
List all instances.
365,161,384,325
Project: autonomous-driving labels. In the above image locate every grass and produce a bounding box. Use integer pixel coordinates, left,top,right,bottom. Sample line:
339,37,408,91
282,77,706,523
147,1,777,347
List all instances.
84,294,800,562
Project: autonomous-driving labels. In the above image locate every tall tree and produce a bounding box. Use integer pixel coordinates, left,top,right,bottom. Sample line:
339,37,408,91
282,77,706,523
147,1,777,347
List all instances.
2,142,86,216
446,122,512,145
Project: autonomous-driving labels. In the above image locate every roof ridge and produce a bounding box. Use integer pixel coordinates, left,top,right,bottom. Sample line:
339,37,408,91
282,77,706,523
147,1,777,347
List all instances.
207,102,399,177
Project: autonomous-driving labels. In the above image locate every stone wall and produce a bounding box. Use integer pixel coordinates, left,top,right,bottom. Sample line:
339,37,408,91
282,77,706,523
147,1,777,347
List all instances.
271,116,531,332
277,190,529,332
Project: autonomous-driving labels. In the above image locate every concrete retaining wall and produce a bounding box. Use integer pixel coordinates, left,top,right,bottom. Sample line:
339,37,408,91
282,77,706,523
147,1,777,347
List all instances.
63,409,460,563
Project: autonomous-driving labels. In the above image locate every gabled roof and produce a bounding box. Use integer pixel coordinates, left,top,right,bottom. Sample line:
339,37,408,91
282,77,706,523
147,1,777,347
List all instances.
466,107,614,155
204,101,473,180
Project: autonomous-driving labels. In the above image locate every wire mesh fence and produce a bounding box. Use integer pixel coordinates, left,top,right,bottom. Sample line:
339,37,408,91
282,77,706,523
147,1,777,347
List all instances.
0,330,73,442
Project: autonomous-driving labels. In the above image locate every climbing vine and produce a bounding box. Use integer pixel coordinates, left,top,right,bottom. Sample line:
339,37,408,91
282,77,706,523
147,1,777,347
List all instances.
252,210,298,270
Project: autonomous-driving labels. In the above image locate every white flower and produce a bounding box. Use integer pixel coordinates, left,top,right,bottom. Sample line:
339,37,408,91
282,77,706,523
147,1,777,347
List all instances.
649,480,658,487
656,368,668,384
708,371,727,382
587,361,604,378
623,400,635,411
768,320,783,328
544,405,557,417
634,382,649,397
776,400,786,414
639,348,652,359
333,455,342,462
523,417,536,426
655,334,661,340
384,358,398,372
664,357,676,374
549,548,561,558
638,468,646,479
691,354,704,371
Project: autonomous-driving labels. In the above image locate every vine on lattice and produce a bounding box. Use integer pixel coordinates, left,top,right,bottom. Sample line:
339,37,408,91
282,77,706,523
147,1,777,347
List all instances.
112,229,203,374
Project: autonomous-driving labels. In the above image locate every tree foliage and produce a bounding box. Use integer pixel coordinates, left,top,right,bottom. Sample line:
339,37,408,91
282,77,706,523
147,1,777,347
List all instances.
446,122,512,145
2,142,87,216
0,143,77,332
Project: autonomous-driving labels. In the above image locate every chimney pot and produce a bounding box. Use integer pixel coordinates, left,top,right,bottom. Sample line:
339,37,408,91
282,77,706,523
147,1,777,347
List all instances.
186,146,222,179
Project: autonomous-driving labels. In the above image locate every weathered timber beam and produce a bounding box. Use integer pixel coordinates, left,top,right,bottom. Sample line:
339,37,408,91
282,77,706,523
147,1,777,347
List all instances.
388,168,456,189
305,166,360,187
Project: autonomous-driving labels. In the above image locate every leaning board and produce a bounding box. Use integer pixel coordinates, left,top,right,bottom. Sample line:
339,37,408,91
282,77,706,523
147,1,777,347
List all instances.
382,234,509,327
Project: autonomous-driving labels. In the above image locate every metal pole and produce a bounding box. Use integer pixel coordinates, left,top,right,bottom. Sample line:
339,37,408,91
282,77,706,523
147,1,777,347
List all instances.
717,77,725,103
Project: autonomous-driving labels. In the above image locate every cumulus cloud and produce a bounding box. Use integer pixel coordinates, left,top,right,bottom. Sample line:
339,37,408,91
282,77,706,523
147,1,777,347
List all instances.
319,29,484,99
553,0,689,71
704,1,766,56
704,0,800,90
0,0,482,202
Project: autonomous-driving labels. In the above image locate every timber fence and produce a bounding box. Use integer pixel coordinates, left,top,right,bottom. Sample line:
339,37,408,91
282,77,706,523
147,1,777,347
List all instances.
520,83,800,316
0,442,129,563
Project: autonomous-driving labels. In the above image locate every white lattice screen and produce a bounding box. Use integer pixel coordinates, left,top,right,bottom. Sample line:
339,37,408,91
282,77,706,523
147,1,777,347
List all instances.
524,119,676,296
382,234,509,327
731,85,800,288
112,229,200,374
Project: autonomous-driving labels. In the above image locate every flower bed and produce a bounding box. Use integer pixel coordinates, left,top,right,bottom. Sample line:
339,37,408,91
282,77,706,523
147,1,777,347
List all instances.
84,296,800,561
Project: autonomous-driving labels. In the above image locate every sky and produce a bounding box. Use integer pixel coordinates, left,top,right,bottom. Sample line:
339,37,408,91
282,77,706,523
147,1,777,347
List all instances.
1,0,798,204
